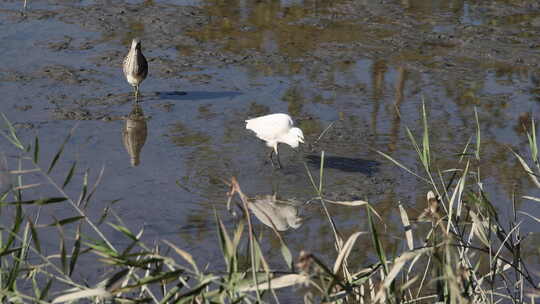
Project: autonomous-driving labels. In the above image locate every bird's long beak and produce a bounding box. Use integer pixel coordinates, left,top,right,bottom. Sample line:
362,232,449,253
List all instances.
296,140,313,154
305,140,318,154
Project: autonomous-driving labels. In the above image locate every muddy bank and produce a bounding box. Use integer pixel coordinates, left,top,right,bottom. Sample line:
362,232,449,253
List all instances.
2,0,539,128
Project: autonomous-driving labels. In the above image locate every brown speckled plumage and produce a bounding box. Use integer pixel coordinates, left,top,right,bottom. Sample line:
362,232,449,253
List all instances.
123,38,148,101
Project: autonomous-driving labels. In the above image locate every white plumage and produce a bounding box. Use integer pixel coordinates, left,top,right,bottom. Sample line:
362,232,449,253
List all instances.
245,113,304,167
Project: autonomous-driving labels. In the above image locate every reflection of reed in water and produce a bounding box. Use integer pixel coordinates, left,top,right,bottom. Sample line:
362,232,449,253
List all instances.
248,194,302,231
122,104,147,167
0,152,11,195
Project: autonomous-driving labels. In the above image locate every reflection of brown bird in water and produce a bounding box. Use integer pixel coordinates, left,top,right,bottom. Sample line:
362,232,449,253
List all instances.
123,38,148,101
418,191,440,222
122,104,147,166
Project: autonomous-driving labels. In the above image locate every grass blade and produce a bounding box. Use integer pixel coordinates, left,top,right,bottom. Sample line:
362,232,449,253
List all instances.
108,223,138,241
376,150,431,184
42,216,85,227
69,225,82,276
47,129,73,174
238,274,309,292
475,107,481,160
27,217,41,253
421,98,431,169
33,136,39,164
333,231,364,274
163,240,199,273
53,288,110,303
3,197,67,205
511,149,540,188
367,205,388,275
57,224,68,274
325,199,369,207
1,113,24,150
280,241,293,271
62,161,77,189
398,203,414,250
214,211,234,270
38,278,53,301
319,150,325,193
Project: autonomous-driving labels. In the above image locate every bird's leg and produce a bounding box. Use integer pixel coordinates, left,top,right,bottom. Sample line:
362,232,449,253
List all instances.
271,174,280,197
131,86,137,102
275,144,283,169
135,85,140,102
268,149,276,168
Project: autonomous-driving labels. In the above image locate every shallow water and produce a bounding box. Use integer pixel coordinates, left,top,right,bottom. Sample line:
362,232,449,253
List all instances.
1,0,540,300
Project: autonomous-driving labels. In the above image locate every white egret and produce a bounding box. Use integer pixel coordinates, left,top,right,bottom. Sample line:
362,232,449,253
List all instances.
245,113,304,168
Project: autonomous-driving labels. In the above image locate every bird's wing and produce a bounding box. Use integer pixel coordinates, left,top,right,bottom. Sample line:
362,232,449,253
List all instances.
123,54,131,77
249,201,288,231
245,114,292,142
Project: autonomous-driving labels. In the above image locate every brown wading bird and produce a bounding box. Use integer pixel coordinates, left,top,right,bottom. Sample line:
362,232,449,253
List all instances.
123,38,148,101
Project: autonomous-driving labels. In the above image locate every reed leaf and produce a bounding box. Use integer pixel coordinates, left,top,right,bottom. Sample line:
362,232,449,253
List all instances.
512,149,540,188
163,240,199,274
2,197,67,205
116,269,184,292
376,150,430,184
280,241,293,271
475,107,481,160
27,216,41,253
33,136,39,164
398,203,413,250
367,206,388,276
62,161,77,189
41,216,85,227
325,199,369,207
333,231,364,274
52,288,110,303
421,99,431,170
1,113,24,150
69,225,81,276
215,212,234,270
108,223,138,241
47,130,73,174
238,274,309,292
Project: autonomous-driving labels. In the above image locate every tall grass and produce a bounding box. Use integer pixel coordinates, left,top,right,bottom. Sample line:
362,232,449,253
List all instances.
0,104,539,303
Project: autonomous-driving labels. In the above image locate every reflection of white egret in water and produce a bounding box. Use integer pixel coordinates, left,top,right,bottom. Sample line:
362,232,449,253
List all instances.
122,104,147,167
247,194,303,231
245,113,304,168
0,153,11,195
226,177,303,231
